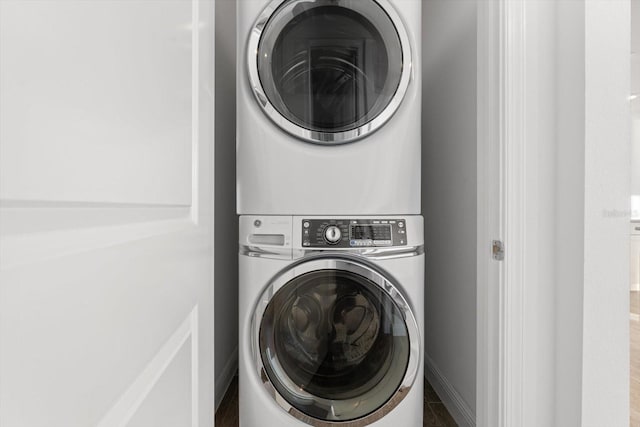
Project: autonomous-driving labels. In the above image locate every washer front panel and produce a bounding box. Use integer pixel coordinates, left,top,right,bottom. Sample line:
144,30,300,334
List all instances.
252,256,420,426
248,0,412,144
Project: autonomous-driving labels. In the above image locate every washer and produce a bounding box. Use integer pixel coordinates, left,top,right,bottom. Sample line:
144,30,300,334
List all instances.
239,215,424,427
237,0,422,215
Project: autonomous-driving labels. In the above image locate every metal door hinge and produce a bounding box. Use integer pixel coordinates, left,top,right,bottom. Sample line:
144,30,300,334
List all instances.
492,240,504,261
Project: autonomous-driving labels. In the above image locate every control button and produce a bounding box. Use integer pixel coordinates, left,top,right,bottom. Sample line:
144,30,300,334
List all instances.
324,225,342,244
398,222,404,228
303,221,310,228
373,240,392,246
350,239,374,247
254,219,262,227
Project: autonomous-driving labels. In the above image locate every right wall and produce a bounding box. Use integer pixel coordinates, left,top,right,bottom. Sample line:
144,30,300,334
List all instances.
421,1,477,425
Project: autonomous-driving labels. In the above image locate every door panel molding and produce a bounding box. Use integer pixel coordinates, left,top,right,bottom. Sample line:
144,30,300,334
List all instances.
0,0,195,207
0,0,205,225
0,204,190,237
190,0,201,225
0,0,208,268
0,217,194,269
96,306,199,427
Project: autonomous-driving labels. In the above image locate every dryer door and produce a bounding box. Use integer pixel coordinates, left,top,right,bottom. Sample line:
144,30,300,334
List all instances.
248,0,412,145
253,257,419,426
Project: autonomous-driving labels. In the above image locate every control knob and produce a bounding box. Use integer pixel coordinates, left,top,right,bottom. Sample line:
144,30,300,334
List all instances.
324,225,342,244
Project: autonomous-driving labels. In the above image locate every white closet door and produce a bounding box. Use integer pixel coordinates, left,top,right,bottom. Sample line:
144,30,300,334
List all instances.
0,1,215,426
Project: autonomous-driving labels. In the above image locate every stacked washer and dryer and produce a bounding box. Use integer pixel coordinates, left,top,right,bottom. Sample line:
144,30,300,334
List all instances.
237,1,424,426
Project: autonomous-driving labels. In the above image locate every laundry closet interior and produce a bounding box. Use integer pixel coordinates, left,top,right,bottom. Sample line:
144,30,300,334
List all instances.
214,0,477,426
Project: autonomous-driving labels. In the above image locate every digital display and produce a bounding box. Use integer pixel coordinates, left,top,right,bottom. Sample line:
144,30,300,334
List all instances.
351,225,392,241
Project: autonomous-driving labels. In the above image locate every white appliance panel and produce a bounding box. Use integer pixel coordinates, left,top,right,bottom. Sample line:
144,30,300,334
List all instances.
236,0,422,215
238,215,424,426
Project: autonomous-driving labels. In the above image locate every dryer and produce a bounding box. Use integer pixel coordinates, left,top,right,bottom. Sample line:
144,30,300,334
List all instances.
238,215,424,426
237,0,422,215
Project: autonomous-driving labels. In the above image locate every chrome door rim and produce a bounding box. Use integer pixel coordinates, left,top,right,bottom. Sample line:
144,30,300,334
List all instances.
250,254,421,426
246,0,413,145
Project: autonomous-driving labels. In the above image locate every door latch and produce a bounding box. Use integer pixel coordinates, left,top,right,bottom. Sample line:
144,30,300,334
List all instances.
492,240,504,261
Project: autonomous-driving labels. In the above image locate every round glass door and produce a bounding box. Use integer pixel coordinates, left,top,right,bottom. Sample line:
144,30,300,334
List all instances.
255,258,419,424
248,0,412,144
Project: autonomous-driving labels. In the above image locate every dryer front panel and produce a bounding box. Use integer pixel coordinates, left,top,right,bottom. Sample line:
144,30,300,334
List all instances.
248,0,412,144
252,257,420,426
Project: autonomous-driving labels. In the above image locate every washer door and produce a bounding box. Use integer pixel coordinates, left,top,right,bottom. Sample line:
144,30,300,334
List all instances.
248,0,412,144
253,257,419,426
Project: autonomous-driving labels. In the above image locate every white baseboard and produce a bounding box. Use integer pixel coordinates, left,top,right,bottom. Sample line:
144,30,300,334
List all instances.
425,354,475,427
215,347,238,412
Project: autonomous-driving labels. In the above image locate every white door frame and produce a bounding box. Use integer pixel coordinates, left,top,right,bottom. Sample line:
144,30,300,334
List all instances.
477,1,527,426
477,2,632,426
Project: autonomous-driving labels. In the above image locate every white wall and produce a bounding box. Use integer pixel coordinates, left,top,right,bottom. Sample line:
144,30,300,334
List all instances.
421,1,477,424
633,119,640,198
555,0,586,424
554,1,630,425
580,2,630,425
632,0,640,197
214,0,238,410
521,2,559,424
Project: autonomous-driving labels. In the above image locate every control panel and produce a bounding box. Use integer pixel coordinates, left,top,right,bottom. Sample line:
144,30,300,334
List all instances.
301,219,407,248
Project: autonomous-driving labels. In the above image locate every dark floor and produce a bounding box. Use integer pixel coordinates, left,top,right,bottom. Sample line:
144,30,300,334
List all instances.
215,375,457,427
